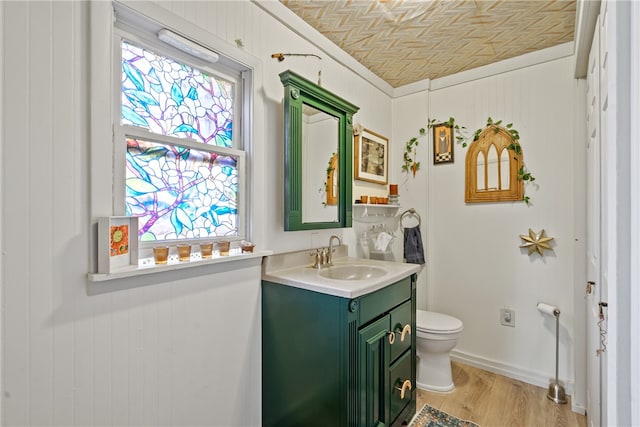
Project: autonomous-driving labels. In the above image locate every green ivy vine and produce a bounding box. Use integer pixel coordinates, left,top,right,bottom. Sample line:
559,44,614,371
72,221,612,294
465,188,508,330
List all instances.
401,116,537,205
319,152,336,207
428,117,470,146
401,129,423,176
402,117,467,176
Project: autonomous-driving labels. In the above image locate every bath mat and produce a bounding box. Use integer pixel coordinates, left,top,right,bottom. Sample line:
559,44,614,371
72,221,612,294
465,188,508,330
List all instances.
409,404,480,427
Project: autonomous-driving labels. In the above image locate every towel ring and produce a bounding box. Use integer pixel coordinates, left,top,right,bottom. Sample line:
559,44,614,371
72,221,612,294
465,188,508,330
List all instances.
400,208,421,232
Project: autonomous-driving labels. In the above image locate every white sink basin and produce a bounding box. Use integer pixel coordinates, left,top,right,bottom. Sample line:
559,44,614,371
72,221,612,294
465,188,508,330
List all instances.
319,265,387,281
263,253,421,298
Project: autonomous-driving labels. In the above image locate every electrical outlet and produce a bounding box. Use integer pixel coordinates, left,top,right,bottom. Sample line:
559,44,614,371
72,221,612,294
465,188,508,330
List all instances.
500,308,515,327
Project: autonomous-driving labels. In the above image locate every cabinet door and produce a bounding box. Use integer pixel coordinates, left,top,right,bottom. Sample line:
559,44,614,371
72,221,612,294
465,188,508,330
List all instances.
389,350,413,424
358,315,391,427
389,300,412,362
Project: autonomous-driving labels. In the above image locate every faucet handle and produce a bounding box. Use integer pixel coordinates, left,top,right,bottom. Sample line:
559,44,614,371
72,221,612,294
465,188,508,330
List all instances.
310,249,322,269
320,247,328,265
324,247,335,266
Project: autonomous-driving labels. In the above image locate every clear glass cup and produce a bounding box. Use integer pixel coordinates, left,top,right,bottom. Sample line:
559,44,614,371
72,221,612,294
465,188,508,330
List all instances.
177,244,191,262
218,241,230,256
200,242,213,259
153,246,169,265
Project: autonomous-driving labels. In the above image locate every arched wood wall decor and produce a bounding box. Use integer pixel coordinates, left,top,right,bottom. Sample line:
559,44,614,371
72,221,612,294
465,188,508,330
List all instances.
325,153,338,206
465,126,523,203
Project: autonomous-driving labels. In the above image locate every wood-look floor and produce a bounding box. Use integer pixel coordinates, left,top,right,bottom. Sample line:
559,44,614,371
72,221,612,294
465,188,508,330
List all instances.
416,362,587,427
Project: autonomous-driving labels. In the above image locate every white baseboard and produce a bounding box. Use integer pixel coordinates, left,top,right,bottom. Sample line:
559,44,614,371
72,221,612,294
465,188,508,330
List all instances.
450,350,585,415
573,402,587,415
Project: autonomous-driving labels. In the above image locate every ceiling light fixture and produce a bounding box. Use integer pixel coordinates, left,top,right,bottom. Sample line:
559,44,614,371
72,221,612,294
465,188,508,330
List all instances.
158,29,219,63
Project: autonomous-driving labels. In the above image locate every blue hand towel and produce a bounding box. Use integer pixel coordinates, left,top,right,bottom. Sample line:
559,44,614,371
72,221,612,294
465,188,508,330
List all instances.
404,226,425,264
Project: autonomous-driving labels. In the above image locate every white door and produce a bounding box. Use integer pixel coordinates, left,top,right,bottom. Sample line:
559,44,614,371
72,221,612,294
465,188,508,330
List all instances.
585,13,603,427
596,2,611,422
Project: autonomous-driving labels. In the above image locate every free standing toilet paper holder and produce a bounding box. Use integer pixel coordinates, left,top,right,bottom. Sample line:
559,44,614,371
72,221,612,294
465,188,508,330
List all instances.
537,302,567,404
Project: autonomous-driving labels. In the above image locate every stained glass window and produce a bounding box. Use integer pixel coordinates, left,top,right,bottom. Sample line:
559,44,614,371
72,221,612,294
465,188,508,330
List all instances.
119,38,243,242
125,138,238,241
121,40,234,147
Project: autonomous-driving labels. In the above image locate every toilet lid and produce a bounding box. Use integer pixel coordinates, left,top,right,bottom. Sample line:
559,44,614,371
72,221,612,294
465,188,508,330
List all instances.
416,310,463,333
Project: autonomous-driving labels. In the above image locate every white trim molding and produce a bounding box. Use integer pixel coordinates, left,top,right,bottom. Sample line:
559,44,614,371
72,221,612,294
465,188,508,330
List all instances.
253,0,576,98
252,0,394,96
451,350,585,415
573,0,601,78
0,2,4,423
429,42,575,91
630,2,640,424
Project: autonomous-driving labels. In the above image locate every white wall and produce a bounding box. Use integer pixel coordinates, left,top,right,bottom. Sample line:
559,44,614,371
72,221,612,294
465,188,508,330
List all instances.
0,0,393,425
390,91,430,305
0,1,4,424
392,57,586,396
1,0,596,424
1,2,264,425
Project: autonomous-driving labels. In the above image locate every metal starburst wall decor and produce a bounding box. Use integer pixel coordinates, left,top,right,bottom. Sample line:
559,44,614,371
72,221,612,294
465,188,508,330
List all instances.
519,228,554,256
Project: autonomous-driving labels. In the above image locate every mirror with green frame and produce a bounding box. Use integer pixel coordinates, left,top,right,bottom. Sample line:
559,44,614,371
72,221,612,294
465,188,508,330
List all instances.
280,70,360,231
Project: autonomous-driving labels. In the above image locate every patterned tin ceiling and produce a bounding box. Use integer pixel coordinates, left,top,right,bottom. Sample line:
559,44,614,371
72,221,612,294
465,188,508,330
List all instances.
280,0,577,88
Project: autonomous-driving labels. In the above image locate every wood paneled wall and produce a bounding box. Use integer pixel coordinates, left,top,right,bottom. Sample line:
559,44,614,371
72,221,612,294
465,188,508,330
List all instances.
1,0,395,424
2,2,268,425
424,58,585,396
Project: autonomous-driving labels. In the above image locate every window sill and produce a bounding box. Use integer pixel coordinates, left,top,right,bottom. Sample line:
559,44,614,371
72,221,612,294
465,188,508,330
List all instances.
88,249,272,283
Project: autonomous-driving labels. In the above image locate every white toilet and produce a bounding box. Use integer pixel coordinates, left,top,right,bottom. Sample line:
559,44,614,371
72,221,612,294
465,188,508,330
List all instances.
415,309,464,392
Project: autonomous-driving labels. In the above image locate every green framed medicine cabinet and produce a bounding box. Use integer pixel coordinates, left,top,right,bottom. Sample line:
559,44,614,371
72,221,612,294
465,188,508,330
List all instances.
280,70,360,231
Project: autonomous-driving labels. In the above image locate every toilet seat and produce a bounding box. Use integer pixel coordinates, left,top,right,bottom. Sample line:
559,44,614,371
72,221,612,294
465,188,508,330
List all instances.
416,310,463,334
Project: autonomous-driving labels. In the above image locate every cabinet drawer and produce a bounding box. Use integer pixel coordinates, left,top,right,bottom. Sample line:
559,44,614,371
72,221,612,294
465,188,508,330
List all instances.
389,349,413,424
390,300,412,362
358,277,411,325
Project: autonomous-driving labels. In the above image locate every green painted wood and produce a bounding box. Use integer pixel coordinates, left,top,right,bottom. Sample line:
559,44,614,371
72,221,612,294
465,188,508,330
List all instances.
348,317,360,426
358,315,391,426
391,274,418,427
262,281,354,427
262,282,356,426
389,350,412,423
390,300,412,362
280,70,359,231
262,273,417,427
359,277,411,325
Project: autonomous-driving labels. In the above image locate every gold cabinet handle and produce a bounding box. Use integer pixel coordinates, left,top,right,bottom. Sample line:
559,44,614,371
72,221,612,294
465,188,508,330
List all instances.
395,379,412,399
387,331,396,345
399,324,411,342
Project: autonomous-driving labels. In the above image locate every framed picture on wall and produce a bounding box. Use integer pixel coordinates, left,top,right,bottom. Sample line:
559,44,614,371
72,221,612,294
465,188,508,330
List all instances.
97,216,139,273
354,128,388,185
433,123,454,164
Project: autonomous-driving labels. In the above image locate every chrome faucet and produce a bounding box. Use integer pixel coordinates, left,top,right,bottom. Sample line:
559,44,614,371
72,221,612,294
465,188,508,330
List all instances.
327,235,342,266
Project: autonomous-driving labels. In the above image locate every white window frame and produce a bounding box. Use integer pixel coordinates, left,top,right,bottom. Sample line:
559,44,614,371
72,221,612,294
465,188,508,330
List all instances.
111,4,252,258
90,1,265,281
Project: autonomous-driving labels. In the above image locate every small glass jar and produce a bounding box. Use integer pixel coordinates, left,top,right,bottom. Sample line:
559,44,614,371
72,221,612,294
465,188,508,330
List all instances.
153,246,169,265
177,244,191,262
200,242,213,259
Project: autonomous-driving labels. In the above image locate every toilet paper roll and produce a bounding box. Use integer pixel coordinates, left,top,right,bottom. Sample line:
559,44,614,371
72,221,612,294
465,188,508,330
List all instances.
537,302,559,317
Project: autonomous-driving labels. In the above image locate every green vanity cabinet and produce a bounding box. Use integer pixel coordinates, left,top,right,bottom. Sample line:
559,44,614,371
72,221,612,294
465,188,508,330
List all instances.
262,274,417,427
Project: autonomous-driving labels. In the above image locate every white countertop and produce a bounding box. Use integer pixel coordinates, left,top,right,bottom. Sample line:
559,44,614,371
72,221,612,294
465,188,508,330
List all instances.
262,248,421,298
